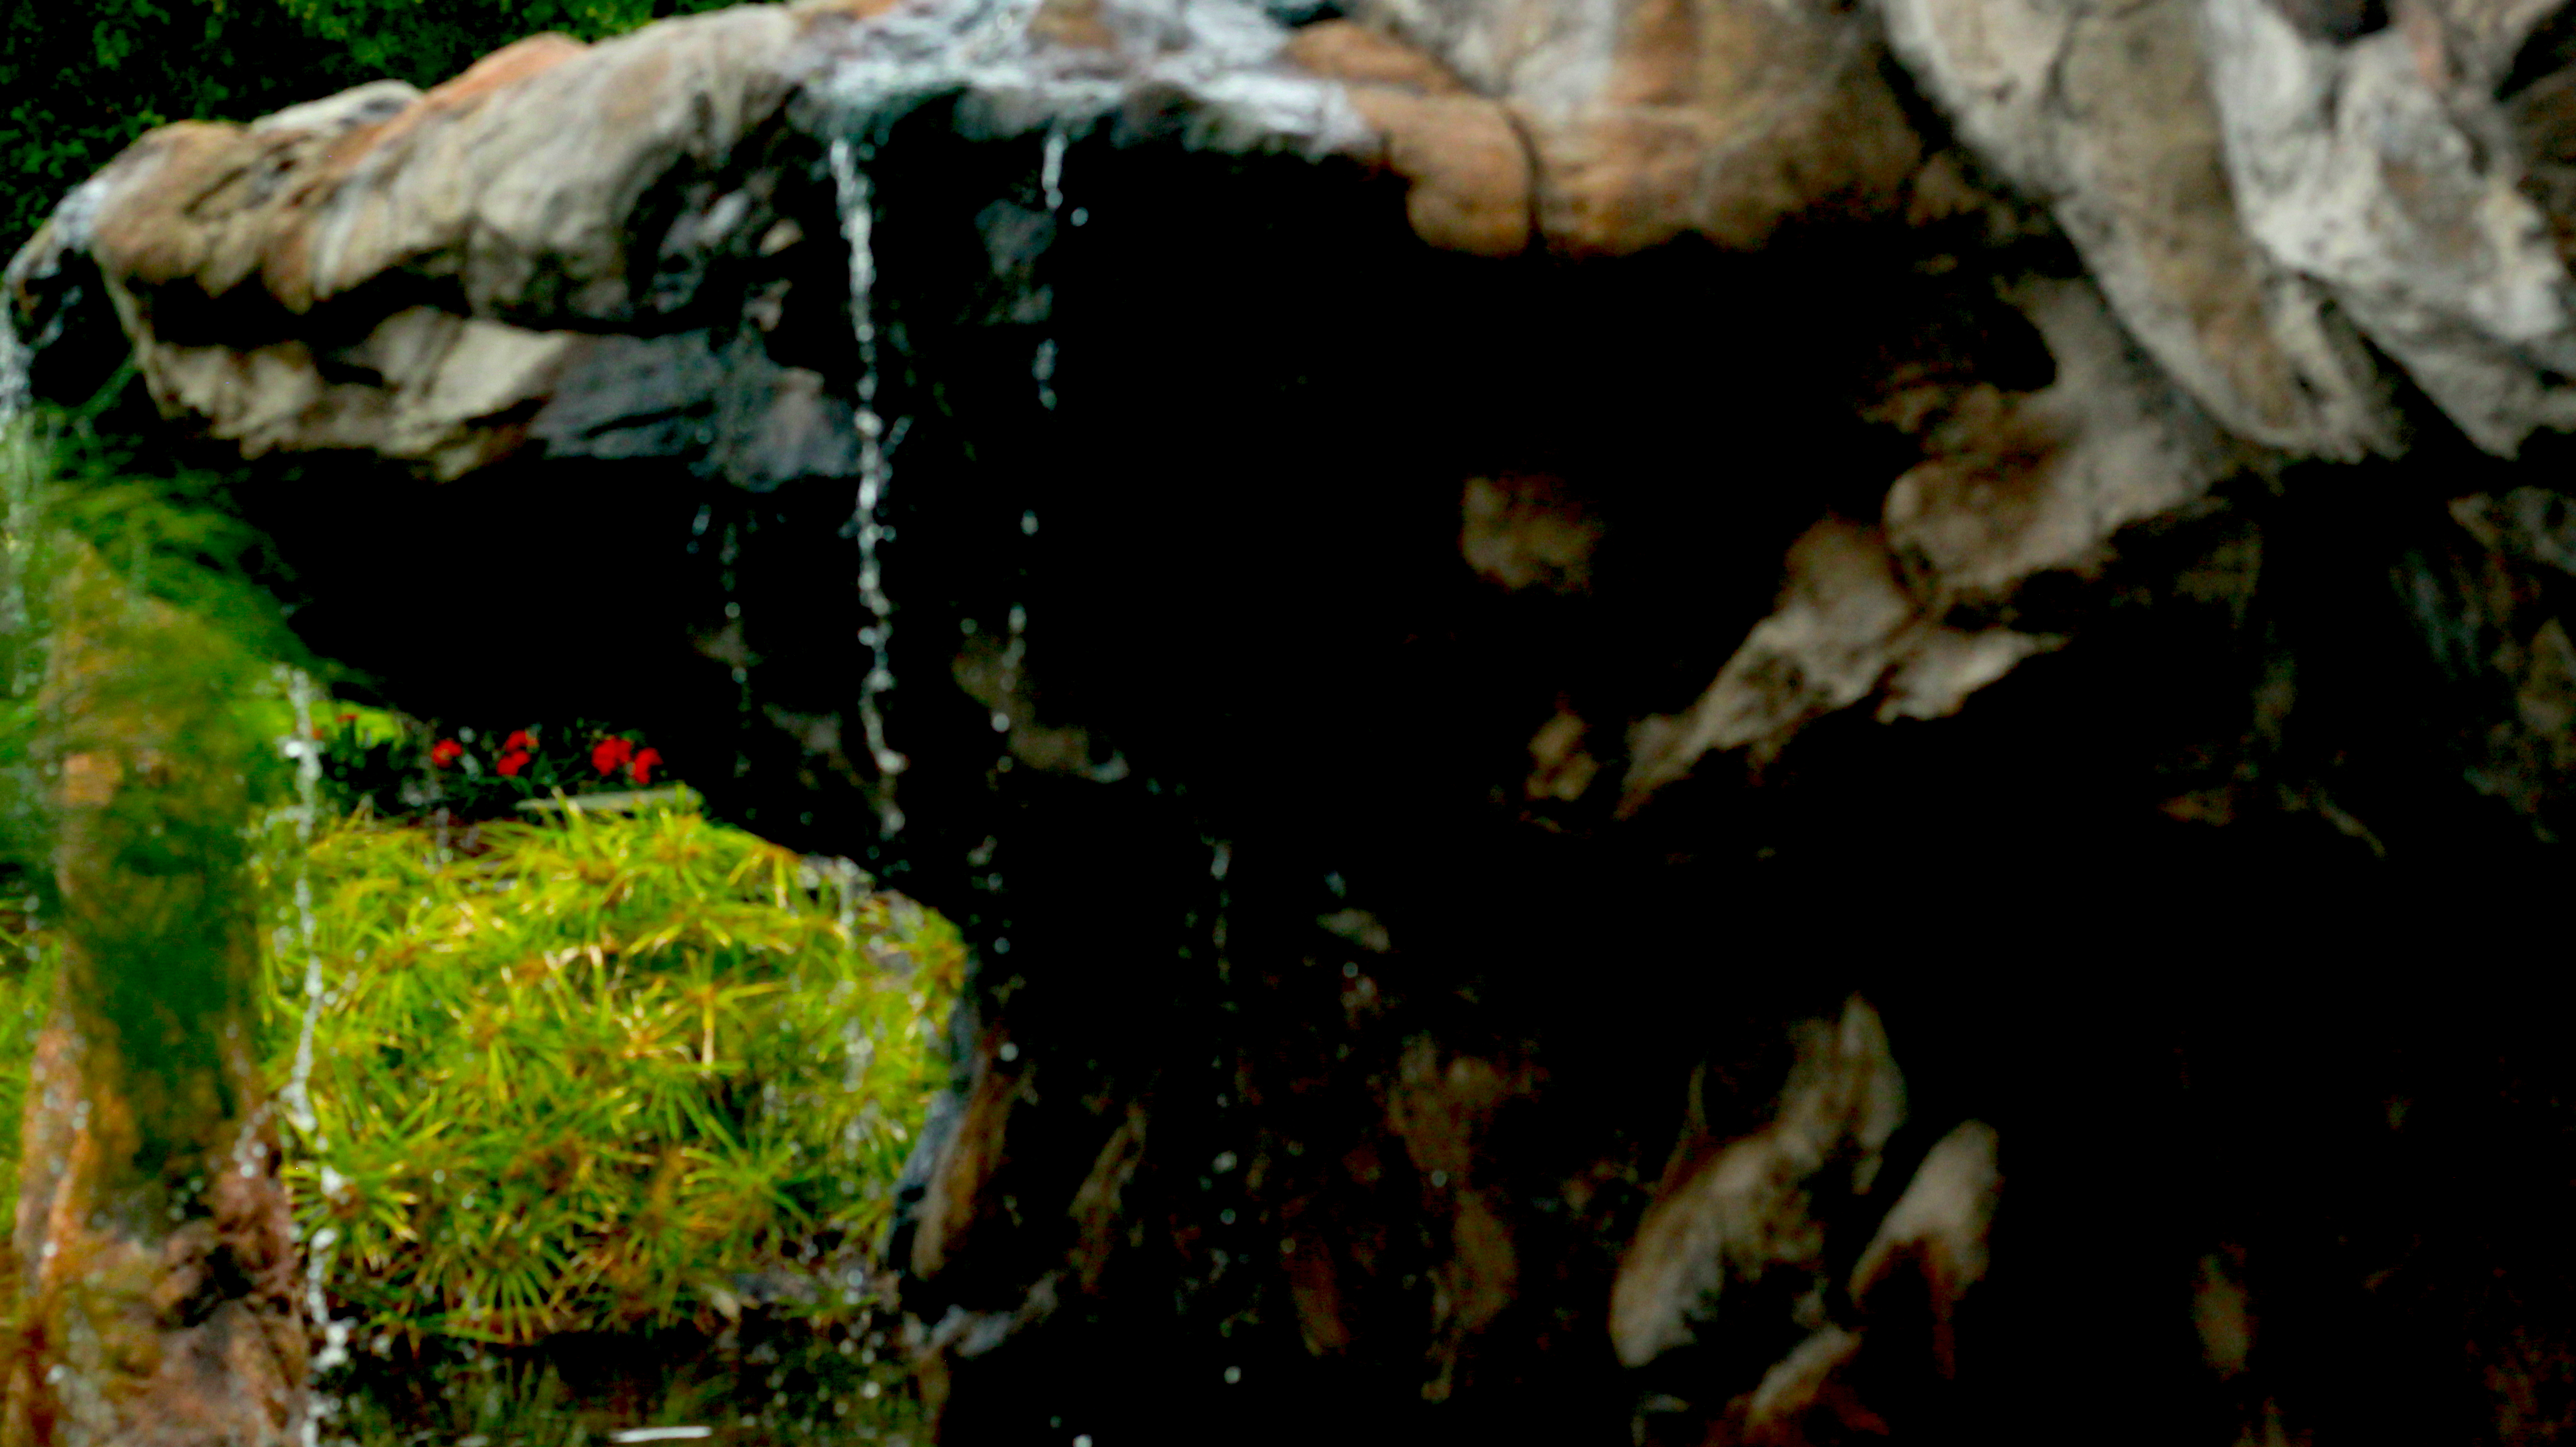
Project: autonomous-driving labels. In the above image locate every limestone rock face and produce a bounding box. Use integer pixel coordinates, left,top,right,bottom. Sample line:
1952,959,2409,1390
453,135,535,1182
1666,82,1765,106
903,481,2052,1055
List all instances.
13,0,2576,1440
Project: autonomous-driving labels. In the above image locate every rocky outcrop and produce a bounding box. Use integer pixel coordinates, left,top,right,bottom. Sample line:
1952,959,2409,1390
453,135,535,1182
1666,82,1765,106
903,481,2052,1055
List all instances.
11,0,2576,1439
3,551,307,1447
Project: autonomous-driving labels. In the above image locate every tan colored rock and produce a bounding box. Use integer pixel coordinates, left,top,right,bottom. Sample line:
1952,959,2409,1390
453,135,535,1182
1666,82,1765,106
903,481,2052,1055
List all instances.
1849,1120,2000,1376
1284,19,1471,92
907,1033,1025,1283
1274,21,1537,255
1623,519,1918,803
1344,87,1534,255
1385,1037,1530,1401
1339,0,1926,252
1517,23,1923,254
1610,996,1907,1370
1623,277,2243,805
297,14,801,319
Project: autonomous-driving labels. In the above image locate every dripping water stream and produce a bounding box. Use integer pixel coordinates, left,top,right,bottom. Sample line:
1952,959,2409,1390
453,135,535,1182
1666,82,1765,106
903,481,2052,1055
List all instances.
1034,125,1067,415
828,140,910,838
0,313,29,428
278,669,353,1445
815,0,1089,843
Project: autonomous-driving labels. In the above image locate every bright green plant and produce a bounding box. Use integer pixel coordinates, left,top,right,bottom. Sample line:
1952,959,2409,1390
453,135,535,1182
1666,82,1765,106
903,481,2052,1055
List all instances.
0,919,58,1229
254,796,963,1348
0,401,959,1436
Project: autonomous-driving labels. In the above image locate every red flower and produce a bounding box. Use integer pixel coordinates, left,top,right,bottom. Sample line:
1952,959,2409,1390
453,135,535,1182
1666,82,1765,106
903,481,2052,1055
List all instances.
590,737,635,776
496,751,532,778
627,747,663,785
430,739,465,767
503,729,536,754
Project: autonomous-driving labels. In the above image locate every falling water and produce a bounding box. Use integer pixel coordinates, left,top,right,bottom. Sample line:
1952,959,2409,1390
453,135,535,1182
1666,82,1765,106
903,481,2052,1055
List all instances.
0,312,33,654
0,312,29,428
276,669,328,1143
1040,125,1066,215
805,0,1371,841
276,669,353,1441
0,393,38,673
1035,126,1067,414
828,140,910,839
815,0,1094,841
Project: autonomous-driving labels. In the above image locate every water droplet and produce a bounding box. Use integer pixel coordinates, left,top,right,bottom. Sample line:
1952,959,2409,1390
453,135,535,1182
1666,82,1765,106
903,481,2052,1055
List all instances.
1223,1366,1242,1384
999,1042,1020,1062
1041,125,1068,213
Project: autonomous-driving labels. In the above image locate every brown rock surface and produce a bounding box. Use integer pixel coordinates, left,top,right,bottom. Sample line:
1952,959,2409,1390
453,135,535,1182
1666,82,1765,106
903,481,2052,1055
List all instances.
14,0,2576,1440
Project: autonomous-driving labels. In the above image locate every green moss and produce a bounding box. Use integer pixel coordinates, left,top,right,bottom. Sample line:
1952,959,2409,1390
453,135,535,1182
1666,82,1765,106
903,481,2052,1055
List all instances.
255,795,962,1347
0,920,59,1228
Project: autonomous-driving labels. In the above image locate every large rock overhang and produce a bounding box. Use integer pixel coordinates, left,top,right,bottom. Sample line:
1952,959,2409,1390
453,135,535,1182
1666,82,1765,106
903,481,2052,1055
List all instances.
14,0,2576,1440
13,0,2576,873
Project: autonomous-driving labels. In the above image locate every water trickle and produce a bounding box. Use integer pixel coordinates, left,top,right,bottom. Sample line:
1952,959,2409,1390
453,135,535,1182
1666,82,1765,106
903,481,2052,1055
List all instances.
828,140,910,838
276,669,355,1427
277,669,326,1141
997,603,1030,735
0,406,40,689
803,0,1373,842
1036,127,1067,411
1040,125,1067,215
0,311,29,428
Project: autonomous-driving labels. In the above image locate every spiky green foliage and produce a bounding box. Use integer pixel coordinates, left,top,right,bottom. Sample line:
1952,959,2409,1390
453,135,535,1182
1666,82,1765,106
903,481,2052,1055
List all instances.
256,798,963,1347
0,402,962,1367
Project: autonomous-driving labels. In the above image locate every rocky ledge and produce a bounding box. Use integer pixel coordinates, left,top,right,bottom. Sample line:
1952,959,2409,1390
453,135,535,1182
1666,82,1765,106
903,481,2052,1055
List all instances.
13,0,2576,1439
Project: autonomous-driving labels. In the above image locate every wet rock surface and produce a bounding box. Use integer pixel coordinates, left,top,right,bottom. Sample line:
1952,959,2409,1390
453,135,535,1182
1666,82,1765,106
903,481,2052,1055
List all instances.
13,0,2576,1439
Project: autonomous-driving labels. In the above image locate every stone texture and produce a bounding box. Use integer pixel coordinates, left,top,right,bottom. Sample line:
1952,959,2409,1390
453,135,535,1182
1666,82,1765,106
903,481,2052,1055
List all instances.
15,0,2576,1440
